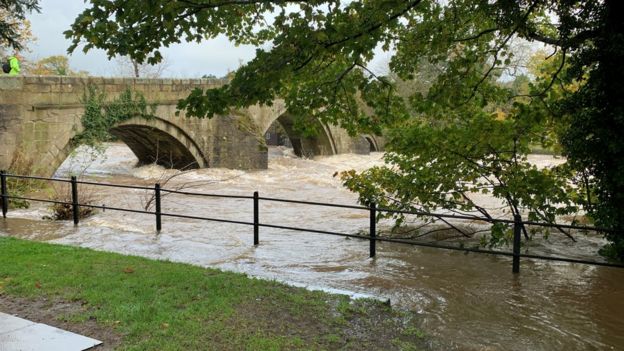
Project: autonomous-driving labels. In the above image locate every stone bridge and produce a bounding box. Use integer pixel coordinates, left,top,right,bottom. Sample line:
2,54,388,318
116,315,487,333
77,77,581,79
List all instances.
0,76,383,176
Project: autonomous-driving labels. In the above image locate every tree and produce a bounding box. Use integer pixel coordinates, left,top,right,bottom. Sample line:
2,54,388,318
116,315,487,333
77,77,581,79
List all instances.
113,55,169,78
0,0,39,53
28,55,88,76
65,1,624,260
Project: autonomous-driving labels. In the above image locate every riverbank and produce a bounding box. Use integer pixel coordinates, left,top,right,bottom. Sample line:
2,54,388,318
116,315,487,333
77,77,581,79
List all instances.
0,236,428,350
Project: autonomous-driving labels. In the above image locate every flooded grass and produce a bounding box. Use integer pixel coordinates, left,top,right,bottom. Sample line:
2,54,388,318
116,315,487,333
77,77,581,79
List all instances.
0,237,429,350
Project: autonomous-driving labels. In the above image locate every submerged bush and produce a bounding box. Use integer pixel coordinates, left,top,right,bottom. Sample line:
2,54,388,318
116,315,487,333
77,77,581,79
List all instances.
6,151,48,209
46,182,96,221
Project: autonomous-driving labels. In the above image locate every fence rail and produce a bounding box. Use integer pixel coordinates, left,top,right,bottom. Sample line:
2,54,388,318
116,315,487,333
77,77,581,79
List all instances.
1,170,623,273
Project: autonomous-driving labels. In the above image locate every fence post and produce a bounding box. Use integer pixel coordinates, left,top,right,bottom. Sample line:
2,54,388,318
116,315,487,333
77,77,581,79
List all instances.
71,176,79,226
253,191,259,246
155,183,162,233
370,202,376,258
512,214,522,273
1,170,7,218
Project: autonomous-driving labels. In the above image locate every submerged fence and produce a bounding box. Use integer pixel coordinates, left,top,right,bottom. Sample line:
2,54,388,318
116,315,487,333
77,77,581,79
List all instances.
1,170,624,273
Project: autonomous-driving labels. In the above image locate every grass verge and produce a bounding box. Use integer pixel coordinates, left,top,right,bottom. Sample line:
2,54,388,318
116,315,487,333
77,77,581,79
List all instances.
0,237,428,350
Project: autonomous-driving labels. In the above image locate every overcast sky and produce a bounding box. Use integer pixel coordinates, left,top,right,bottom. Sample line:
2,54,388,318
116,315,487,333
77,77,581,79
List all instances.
26,0,259,78
25,0,396,78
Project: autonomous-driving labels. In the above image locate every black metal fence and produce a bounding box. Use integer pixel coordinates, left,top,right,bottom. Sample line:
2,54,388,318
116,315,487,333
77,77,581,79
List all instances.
1,170,623,273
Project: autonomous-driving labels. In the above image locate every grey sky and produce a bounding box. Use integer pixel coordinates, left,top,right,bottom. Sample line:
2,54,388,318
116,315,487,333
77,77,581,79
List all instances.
26,0,258,77
25,0,397,78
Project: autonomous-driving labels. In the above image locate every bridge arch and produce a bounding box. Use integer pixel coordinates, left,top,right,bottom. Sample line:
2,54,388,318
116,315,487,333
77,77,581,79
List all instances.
362,134,381,152
262,112,337,158
109,116,209,169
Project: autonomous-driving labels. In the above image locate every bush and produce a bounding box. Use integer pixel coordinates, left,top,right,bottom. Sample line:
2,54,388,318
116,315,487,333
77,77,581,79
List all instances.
6,151,47,209
47,182,95,221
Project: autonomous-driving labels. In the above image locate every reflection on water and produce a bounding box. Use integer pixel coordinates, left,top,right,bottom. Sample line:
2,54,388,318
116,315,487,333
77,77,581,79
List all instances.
0,142,622,350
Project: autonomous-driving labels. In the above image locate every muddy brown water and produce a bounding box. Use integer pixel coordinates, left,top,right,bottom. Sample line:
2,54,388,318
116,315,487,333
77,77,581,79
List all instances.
1,143,623,350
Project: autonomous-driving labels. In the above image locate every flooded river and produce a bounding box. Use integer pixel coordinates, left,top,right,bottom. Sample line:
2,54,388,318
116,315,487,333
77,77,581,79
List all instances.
1,143,623,350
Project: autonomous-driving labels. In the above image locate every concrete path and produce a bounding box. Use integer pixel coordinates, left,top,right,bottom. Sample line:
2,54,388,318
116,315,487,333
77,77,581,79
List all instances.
0,312,101,351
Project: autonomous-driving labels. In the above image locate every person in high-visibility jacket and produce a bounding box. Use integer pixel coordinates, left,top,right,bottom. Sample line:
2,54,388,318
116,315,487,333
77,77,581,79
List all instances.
8,55,21,75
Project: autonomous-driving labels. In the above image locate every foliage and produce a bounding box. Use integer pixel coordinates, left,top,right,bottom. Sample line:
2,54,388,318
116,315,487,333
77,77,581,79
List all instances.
340,72,579,246
554,3,624,260
28,55,89,76
0,0,38,52
65,1,624,259
5,150,46,209
72,86,155,147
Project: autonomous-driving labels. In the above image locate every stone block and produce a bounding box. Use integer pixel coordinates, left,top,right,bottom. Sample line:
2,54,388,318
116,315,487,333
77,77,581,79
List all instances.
172,84,191,92
61,84,75,93
23,76,43,84
118,77,134,85
61,77,88,87
39,76,63,85
56,93,83,106
0,77,24,90
24,84,51,93
88,77,104,85
105,84,123,93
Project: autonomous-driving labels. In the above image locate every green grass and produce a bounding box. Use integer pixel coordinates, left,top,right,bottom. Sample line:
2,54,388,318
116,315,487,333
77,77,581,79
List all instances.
0,237,428,350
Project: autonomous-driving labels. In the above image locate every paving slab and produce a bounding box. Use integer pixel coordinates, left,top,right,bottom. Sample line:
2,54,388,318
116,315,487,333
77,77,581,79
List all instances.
0,312,102,351
0,313,33,336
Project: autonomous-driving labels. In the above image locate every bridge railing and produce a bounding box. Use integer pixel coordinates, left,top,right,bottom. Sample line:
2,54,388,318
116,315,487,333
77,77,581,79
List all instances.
1,170,623,273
